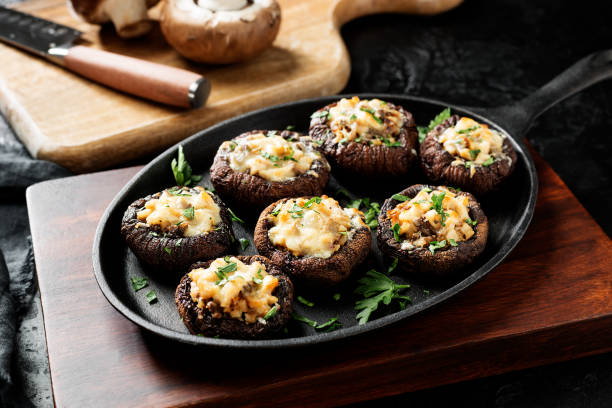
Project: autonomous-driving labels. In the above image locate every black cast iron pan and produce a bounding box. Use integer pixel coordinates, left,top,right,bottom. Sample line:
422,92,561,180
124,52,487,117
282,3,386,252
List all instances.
93,51,612,349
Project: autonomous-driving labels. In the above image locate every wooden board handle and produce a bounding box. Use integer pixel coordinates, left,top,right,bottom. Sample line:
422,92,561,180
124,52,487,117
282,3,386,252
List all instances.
63,46,210,108
333,0,463,25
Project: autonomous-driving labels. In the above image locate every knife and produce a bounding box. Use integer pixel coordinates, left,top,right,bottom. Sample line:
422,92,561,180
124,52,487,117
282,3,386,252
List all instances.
0,6,210,108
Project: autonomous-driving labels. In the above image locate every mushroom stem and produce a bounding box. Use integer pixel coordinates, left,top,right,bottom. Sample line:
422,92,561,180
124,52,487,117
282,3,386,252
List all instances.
102,0,153,38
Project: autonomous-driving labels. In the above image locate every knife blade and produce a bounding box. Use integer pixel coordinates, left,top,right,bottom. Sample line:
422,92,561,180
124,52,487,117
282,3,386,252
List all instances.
0,6,210,109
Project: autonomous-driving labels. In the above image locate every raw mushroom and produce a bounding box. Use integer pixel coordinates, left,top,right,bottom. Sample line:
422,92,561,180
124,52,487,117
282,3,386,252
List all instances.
160,0,281,64
68,0,160,38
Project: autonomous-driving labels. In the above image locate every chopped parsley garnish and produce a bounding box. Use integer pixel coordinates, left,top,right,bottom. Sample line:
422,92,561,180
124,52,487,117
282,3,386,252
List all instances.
182,206,194,220
228,141,237,151
469,149,481,159
313,140,324,146
175,221,184,226
423,187,432,193
149,231,159,237
417,107,451,143
303,196,322,208
168,186,192,196
130,277,148,291
271,202,283,216
171,145,202,186
261,152,280,162
239,238,250,251
316,317,342,332
288,203,304,218
266,130,278,138
465,217,478,226
482,157,495,166
388,257,398,273
424,289,430,294
350,114,357,121
391,193,410,202
164,247,172,255
457,125,480,134
253,268,264,284
216,258,237,284
382,138,402,147
392,223,401,242
264,305,278,320
465,161,474,169
175,238,183,247
449,238,458,247
145,290,157,304
354,269,411,324
333,293,341,301
297,296,314,307
428,240,447,254
349,197,380,228
347,198,362,209
292,312,318,327
429,191,449,226
227,207,244,224
285,125,296,131
360,107,383,124
310,110,329,119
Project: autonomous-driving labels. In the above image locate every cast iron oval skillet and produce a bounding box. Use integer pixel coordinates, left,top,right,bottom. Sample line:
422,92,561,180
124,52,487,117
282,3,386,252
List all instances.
93,51,612,349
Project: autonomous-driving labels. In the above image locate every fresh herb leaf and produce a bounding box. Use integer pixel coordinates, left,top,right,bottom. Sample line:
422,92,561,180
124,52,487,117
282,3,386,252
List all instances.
469,149,481,159
428,240,447,254
465,161,474,169
360,107,383,124
350,114,357,121
239,238,250,251
382,138,402,147
482,157,495,166
465,217,478,226
310,110,329,119
333,293,341,301
391,193,410,202
392,223,401,242
264,305,278,320
424,289,430,294
175,238,183,247
253,268,264,284
164,247,172,255
457,125,480,134
418,107,451,143
388,257,398,273
292,312,318,327
182,206,195,220
227,208,244,224
429,191,449,226
316,317,342,332
354,269,411,324
271,202,283,216
347,198,362,209
297,296,314,307
261,152,280,162
217,262,237,275
171,145,202,186
266,130,278,138
145,290,157,304
285,125,296,131
449,238,458,247
130,277,148,291
423,187,432,193
303,196,322,208
175,221,184,226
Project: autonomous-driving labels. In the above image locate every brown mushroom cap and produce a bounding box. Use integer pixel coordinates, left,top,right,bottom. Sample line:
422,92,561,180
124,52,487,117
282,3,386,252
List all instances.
68,0,160,38
159,0,281,64
376,184,488,279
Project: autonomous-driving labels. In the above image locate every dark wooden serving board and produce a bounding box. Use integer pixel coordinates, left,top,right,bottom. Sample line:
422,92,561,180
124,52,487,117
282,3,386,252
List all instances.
26,150,612,408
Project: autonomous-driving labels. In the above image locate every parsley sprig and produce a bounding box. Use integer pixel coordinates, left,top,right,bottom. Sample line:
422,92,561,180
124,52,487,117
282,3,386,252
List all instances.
417,107,451,143
171,145,202,186
354,270,411,325
348,197,380,228
429,191,449,226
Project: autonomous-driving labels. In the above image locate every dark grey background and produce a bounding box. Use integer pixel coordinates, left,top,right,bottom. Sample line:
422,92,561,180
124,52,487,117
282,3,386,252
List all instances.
0,0,611,407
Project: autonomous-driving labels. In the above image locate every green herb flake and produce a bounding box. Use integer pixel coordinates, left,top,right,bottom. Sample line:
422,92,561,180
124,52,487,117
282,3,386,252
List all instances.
424,289,430,294
350,114,357,121
164,247,172,255
482,157,495,166
457,125,480,134
310,110,329,119
175,238,183,247
171,145,202,186
465,217,478,226
359,107,383,124
303,196,322,208
264,305,279,320
253,268,264,284
429,191,449,226
428,240,447,254
130,277,148,291
175,221,184,226
354,269,411,325
388,257,398,273
182,206,195,220
285,125,296,131
333,293,341,301
423,187,433,193
227,208,245,224
271,203,283,216
292,312,318,327
239,238,250,251
145,290,158,304
261,152,280,162
297,296,314,307
449,238,458,247
391,193,410,202
392,223,401,242
469,149,481,159
418,107,451,143
266,130,278,138
316,317,342,332
347,198,362,209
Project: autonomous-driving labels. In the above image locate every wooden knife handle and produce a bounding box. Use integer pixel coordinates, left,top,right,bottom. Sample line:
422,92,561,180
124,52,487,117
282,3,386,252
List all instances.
62,46,210,108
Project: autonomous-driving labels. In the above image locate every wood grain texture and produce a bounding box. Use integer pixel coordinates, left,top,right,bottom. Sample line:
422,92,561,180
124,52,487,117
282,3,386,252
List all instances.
26,150,612,408
0,0,461,173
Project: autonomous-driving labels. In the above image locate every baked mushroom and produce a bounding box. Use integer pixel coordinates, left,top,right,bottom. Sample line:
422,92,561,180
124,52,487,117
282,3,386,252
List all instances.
254,195,371,287
175,255,293,338
210,130,331,209
68,0,160,38
121,186,234,272
377,184,488,279
159,0,281,64
420,115,517,195
308,96,419,179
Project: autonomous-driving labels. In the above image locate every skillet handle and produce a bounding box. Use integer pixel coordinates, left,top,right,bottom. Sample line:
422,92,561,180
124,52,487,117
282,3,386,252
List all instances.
484,50,612,136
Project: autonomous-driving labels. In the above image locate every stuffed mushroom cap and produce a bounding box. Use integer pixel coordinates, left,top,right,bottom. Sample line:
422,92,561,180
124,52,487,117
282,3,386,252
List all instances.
210,130,331,209
309,96,419,178
160,0,281,64
377,184,488,279
420,115,517,195
121,185,234,273
175,255,293,339
254,195,371,287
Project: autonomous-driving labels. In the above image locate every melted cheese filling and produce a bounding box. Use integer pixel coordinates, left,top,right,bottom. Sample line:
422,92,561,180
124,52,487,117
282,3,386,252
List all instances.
387,187,474,249
268,195,365,259
437,117,509,177
327,96,404,145
136,186,221,237
222,132,320,182
189,257,279,324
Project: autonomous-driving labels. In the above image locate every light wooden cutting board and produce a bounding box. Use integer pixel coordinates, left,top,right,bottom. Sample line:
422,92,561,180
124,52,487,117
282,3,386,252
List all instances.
0,0,461,172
